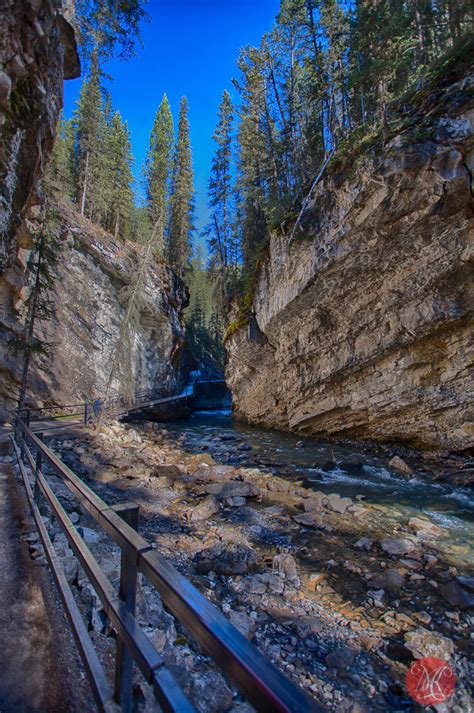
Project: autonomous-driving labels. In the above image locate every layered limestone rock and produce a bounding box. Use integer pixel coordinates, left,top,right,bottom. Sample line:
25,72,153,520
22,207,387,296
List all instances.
0,204,189,420
226,59,474,451
0,0,79,272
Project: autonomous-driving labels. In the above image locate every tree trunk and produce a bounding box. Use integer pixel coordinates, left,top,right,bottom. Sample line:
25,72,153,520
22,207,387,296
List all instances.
18,234,44,411
80,151,89,216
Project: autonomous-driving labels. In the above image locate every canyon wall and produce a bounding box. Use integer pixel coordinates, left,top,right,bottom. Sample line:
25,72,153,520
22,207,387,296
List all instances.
0,0,79,272
0,203,189,420
0,6,188,420
226,59,474,451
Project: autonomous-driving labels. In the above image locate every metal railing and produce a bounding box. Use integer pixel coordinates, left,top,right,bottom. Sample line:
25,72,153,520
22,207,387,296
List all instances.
11,416,324,713
17,384,199,428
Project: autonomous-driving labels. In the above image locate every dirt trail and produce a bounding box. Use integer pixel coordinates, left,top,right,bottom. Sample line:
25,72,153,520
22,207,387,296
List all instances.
0,456,91,712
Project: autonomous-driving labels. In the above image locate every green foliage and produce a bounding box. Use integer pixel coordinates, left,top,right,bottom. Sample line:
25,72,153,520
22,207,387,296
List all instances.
103,111,134,238
75,0,149,62
185,249,226,372
229,0,473,314
144,94,174,252
11,202,64,408
168,97,194,276
206,90,240,313
49,116,75,199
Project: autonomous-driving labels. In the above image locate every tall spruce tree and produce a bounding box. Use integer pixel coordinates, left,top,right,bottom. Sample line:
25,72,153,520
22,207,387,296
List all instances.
168,96,194,276
73,50,104,218
49,116,75,199
144,94,174,255
206,90,237,312
104,111,134,238
230,0,473,282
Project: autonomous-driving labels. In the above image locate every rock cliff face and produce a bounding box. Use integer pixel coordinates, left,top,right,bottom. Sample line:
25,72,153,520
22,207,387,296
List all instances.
0,0,79,272
0,5,188,421
0,204,188,419
226,60,474,451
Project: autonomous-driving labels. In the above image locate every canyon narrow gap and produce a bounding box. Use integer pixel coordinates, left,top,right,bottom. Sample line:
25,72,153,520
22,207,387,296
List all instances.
0,2,473,713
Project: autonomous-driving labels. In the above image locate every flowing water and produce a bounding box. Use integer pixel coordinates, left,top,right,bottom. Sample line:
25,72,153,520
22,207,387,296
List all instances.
164,410,474,560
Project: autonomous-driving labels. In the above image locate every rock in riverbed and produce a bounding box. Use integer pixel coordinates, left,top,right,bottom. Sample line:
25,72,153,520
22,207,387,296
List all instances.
368,569,405,593
194,542,257,575
388,456,414,477
190,495,220,522
404,628,455,660
380,538,416,557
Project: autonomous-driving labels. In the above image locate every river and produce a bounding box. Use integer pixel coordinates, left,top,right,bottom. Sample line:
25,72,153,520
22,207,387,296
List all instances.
165,409,474,561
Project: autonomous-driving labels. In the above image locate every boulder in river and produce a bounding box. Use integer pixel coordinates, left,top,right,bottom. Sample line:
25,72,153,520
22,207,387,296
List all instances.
194,542,257,575
354,537,373,551
440,580,474,610
190,495,220,522
303,492,328,512
325,644,359,675
368,568,405,592
273,553,298,583
150,464,182,479
389,456,414,477
408,517,447,539
197,480,261,500
381,537,416,557
326,493,353,514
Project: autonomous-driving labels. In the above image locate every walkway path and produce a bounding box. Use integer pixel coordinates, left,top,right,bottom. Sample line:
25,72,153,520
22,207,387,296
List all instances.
0,449,92,712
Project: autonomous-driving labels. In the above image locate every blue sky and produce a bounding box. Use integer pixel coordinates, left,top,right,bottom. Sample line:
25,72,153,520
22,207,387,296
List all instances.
63,0,280,240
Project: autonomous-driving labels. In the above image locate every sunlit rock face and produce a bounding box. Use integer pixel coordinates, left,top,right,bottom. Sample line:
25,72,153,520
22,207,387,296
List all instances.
226,65,474,451
0,203,189,419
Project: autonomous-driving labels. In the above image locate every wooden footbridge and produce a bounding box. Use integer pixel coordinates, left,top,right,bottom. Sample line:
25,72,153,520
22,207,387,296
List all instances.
16,378,227,434
8,386,325,713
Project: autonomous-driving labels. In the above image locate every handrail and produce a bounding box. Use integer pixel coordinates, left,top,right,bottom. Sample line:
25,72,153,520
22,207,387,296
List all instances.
13,417,325,713
17,377,224,420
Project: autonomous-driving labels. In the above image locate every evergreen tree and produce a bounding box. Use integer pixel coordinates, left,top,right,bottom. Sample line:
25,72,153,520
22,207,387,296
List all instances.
104,111,134,238
231,0,473,281
206,90,238,312
49,116,75,199
144,94,174,255
11,203,62,410
72,50,104,218
168,96,194,276
75,0,148,62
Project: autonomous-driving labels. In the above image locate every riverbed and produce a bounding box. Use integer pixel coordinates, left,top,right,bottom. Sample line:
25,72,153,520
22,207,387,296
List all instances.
43,413,474,712
167,410,474,559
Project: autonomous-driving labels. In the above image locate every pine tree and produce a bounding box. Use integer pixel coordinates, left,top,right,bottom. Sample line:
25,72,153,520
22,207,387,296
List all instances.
72,50,104,218
233,46,270,274
49,116,75,199
206,90,237,312
11,203,62,410
144,94,174,255
104,111,134,238
168,96,194,276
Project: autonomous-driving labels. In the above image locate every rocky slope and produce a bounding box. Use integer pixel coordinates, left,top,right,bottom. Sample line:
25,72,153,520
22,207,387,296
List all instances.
226,53,474,452
0,203,189,419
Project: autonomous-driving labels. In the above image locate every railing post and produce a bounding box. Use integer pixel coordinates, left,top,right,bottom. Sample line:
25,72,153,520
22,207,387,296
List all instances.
113,503,140,713
25,409,31,428
19,419,26,461
84,403,89,426
34,432,44,505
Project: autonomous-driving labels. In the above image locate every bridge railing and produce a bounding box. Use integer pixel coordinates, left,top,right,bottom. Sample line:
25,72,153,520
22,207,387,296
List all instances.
11,416,324,713
16,385,191,427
